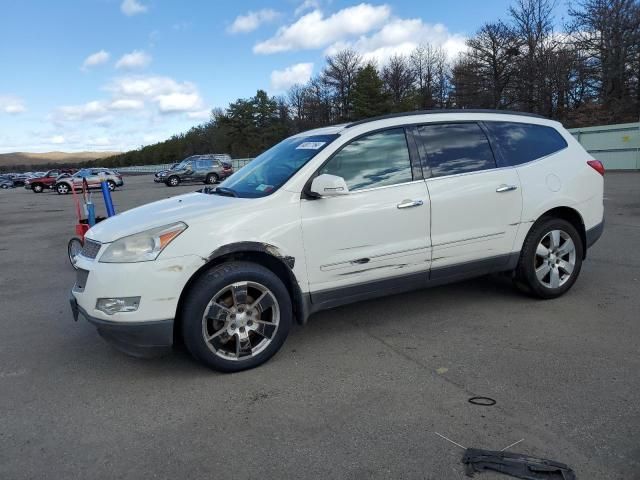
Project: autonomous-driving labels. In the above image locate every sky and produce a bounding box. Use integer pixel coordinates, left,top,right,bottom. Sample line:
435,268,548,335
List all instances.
0,0,569,154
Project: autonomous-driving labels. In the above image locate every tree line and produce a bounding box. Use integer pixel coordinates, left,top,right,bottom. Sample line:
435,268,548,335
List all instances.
92,0,640,168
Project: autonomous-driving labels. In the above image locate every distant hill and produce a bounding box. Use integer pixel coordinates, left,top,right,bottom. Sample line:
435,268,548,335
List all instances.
0,151,120,169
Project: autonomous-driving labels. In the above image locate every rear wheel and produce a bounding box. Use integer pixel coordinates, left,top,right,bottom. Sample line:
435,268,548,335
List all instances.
515,218,583,299
56,183,70,195
181,261,292,373
166,176,180,187
68,237,83,270
32,184,44,193
205,173,218,184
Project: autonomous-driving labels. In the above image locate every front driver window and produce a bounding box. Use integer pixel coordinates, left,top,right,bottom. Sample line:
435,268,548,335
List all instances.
319,128,413,191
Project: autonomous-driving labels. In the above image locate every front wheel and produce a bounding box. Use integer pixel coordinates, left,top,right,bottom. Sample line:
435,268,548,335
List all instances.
515,218,583,299
107,180,116,191
68,237,83,269
56,183,70,194
32,184,44,193
166,176,180,187
181,261,292,373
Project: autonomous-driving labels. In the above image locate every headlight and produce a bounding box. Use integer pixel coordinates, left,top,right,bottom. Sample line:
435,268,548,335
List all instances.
99,222,187,263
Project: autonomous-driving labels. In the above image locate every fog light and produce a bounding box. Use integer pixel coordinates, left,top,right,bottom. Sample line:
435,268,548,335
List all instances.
96,297,140,315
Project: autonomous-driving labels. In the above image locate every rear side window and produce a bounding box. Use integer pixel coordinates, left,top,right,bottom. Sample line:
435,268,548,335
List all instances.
416,123,496,177
485,122,568,165
320,128,413,191
196,159,213,169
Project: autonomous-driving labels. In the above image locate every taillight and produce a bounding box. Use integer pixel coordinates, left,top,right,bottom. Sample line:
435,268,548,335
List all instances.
587,160,605,176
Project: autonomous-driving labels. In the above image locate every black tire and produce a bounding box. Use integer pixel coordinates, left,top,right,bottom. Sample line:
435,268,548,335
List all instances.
515,217,583,299
181,261,292,373
107,180,116,191
56,183,70,195
205,173,219,184
166,176,180,187
68,237,83,270
32,184,44,193
0,184,8,189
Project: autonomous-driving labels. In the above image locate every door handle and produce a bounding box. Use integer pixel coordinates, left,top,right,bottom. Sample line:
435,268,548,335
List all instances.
496,184,518,193
397,199,424,209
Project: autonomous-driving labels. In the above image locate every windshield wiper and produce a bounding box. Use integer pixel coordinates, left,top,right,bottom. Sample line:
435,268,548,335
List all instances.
213,186,238,197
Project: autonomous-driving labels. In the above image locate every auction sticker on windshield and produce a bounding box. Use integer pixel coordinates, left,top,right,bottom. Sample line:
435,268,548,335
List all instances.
296,142,326,150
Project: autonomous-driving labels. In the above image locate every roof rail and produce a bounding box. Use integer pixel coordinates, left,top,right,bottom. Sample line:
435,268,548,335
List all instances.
344,109,546,128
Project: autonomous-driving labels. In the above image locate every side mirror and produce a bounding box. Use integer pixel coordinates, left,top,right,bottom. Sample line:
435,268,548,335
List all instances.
310,174,349,197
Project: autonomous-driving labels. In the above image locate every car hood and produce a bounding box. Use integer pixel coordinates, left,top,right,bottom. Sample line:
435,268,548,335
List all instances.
87,192,250,243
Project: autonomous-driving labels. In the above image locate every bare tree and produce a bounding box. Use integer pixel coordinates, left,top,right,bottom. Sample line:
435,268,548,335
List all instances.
465,22,521,108
322,49,362,120
509,0,556,112
382,54,416,110
410,44,449,108
569,0,640,119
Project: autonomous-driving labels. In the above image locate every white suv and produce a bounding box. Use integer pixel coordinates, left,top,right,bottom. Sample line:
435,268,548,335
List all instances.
69,110,604,372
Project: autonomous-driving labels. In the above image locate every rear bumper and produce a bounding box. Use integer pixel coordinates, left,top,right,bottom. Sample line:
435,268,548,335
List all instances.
586,219,604,249
70,294,173,358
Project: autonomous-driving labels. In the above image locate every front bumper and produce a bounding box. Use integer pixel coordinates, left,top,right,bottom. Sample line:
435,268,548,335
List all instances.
70,251,206,357
154,177,166,183
70,295,173,357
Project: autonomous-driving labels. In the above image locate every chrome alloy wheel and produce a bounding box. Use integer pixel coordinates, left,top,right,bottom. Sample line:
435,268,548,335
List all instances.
201,281,280,361
534,229,576,288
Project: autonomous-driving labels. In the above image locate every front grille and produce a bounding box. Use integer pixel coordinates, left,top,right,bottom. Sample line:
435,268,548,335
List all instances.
74,268,90,292
81,239,101,259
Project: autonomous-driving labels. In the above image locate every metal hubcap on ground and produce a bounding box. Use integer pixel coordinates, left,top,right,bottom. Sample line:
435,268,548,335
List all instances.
534,229,576,288
201,281,279,361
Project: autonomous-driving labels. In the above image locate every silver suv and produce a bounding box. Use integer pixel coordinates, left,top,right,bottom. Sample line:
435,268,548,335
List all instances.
156,155,234,187
55,168,123,194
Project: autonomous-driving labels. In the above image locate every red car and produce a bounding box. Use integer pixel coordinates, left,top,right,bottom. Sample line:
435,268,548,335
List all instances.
24,169,76,193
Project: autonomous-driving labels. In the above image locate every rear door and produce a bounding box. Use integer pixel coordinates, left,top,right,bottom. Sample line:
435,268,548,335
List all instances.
414,122,522,274
300,127,431,297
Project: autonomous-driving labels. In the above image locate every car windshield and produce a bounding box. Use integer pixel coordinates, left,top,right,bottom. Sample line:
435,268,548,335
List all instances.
218,134,338,198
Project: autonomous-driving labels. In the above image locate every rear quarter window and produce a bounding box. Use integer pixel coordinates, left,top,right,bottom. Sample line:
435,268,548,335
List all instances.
485,122,568,166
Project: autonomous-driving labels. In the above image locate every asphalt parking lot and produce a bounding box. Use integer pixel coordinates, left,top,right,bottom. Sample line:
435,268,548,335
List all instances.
1,173,638,479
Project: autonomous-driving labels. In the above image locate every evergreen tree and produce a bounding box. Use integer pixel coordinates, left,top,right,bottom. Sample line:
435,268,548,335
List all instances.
352,63,387,120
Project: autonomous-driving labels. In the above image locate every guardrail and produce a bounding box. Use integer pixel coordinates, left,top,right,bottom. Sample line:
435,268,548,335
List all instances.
116,158,254,174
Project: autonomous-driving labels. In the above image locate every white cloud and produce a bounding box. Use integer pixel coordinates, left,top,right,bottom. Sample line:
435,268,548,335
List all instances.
49,135,65,144
121,0,148,16
295,0,320,17
109,98,145,110
115,50,152,70
270,63,314,92
82,50,110,70
325,18,467,64
156,93,202,113
56,101,108,122
254,4,391,54
0,95,26,114
107,75,198,100
53,75,205,122
228,9,280,34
